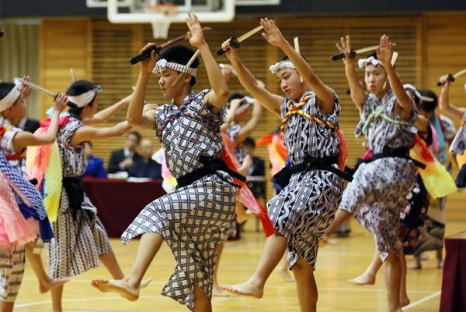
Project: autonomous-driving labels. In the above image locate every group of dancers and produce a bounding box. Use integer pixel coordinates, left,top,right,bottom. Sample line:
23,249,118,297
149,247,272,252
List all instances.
0,12,464,312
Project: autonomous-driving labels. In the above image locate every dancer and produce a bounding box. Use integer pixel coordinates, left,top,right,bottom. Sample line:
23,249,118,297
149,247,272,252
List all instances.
44,79,139,312
330,35,421,312
0,79,72,300
221,19,348,312
342,84,431,308
92,13,238,312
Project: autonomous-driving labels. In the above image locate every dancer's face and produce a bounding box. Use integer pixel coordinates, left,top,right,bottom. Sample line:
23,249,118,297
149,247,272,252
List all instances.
157,68,184,99
276,68,304,100
364,64,388,97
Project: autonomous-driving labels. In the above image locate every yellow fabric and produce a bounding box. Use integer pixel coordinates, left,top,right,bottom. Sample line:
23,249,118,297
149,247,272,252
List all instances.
43,142,62,222
410,138,457,199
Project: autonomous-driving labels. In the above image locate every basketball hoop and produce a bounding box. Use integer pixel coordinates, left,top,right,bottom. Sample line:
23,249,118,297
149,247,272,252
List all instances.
144,4,178,39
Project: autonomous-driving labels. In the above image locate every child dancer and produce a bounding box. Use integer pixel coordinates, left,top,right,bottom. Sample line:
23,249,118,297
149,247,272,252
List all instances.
91,13,238,312
221,19,348,312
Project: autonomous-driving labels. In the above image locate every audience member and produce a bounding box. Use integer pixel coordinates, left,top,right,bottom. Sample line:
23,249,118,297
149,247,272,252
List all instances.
82,141,107,179
129,139,162,179
107,130,142,174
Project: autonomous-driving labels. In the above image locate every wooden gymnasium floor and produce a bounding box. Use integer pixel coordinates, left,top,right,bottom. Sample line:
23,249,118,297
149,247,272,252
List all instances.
13,219,465,311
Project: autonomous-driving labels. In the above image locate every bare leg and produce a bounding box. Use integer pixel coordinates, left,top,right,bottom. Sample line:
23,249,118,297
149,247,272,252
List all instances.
399,249,410,307
212,243,229,297
292,256,317,312
193,285,212,312
99,252,124,279
436,249,443,268
51,284,64,312
0,301,14,312
349,249,380,285
223,233,287,298
24,243,70,293
235,203,251,225
383,251,402,312
276,252,294,283
321,210,353,246
410,254,422,270
91,233,164,301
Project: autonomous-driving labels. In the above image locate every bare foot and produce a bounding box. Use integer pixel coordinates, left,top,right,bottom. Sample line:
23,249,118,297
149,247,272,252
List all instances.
39,277,71,294
400,294,410,307
91,279,139,301
222,282,263,299
409,263,422,270
212,284,230,297
437,260,443,269
140,277,153,289
277,268,294,283
319,235,336,248
348,272,375,286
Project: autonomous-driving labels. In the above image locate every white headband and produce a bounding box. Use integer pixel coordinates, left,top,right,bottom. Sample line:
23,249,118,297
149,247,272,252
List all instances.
0,78,22,113
67,86,102,108
153,59,197,77
269,60,295,73
403,83,434,102
358,56,381,68
358,52,399,69
232,96,254,115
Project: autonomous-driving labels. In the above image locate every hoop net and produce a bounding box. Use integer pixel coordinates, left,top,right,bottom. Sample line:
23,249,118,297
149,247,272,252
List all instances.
144,4,178,39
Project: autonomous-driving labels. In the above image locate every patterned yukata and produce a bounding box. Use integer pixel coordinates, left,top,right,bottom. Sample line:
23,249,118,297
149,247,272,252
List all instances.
226,122,246,162
47,115,113,278
267,90,344,270
340,89,418,261
121,90,236,311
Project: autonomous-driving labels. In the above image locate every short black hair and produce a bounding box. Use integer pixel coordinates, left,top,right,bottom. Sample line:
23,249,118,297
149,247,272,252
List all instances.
65,80,99,116
158,45,200,87
0,82,16,102
405,88,421,107
243,137,256,148
127,130,142,143
419,89,438,113
228,92,245,103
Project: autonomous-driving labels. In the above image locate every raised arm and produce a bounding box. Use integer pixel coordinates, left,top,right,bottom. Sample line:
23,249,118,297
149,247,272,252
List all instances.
186,13,229,113
12,93,68,152
221,40,283,118
236,99,262,144
377,35,413,120
261,18,334,114
336,35,367,113
70,121,132,146
126,44,157,129
438,75,465,121
83,94,131,125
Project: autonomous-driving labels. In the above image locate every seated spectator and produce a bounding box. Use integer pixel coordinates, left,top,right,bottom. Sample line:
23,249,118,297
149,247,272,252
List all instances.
129,139,161,179
107,130,142,174
82,141,107,178
243,137,266,199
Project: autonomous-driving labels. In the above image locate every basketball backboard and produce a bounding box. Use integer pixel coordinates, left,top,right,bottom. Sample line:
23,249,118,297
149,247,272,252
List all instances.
104,0,234,38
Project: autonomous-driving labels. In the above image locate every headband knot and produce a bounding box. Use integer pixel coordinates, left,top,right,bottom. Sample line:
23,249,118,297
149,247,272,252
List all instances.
67,86,102,108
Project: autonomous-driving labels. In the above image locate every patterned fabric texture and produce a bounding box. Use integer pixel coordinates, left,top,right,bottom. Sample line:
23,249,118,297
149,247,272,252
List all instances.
340,90,418,261
122,90,236,311
0,118,27,178
47,116,113,278
400,176,429,255
268,90,344,270
0,245,25,302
